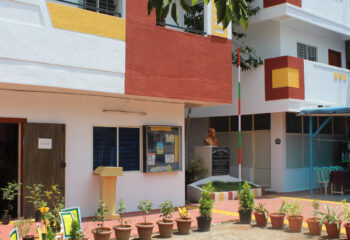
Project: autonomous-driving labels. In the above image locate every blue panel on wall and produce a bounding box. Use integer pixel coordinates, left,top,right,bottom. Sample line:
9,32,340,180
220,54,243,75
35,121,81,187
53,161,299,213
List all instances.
93,127,117,170
119,128,140,171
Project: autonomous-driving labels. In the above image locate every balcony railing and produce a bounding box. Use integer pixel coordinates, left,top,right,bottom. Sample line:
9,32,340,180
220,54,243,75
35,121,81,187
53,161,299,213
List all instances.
156,21,206,36
53,0,121,17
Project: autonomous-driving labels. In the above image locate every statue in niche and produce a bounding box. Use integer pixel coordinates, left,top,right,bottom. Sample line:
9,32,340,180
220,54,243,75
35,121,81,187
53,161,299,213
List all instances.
204,128,219,146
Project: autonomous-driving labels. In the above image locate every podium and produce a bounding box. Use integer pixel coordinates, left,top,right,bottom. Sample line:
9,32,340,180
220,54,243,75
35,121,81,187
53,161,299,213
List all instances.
93,167,123,220
194,146,230,176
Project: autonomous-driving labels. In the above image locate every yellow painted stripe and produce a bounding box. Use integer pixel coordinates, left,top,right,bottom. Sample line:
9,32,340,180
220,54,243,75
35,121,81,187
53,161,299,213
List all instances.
46,2,125,41
219,192,224,201
267,195,345,205
254,188,258,197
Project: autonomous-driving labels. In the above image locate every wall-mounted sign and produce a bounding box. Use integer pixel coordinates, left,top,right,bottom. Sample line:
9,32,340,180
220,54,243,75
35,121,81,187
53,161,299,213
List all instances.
211,3,228,38
212,147,230,176
143,126,182,173
38,138,52,149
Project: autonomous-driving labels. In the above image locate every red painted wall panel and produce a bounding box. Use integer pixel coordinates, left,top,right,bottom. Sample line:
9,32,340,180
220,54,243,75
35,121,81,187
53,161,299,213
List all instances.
263,0,302,8
125,0,232,104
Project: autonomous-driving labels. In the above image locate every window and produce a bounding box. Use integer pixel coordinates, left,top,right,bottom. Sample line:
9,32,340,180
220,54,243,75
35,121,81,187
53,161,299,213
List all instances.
319,117,332,134
254,114,271,130
334,117,346,135
286,113,302,133
242,115,253,131
209,116,229,132
297,43,317,61
93,127,140,171
85,0,120,16
230,116,238,132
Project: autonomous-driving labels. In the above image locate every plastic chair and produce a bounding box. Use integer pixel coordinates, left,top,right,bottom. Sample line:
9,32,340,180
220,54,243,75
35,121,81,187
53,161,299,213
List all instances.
314,167,329,195
329,166,337,172
335,166,343,171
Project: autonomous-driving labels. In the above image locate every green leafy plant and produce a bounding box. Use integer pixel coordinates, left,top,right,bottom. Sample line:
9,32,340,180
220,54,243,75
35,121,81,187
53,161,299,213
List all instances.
45,226,56,240
254,203,268,220
43,185,65,230
184,3,204,34
186,157,209,184
159,200,174,222
276,200,288,215
311,200,320,219
137,200,153,224
14,218,33,238
1,181,21,215
238,181,254,211
341,200,350,222
25,184,45,212
199,182,214,218
286,200,303,217
178,207,190,219
314,205,343,229
117,199,129,226
70,221,82,240
93,200,109,233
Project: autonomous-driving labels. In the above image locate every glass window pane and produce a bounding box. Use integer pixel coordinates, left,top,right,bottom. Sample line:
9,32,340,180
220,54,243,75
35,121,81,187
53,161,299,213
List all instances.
319,117,332,134
209,116,229,132
230,116,238,132
303,116,318,134
242,115,252,131
286,113,302,133
119,128,140,171
93,127,117,170
308,46,317,61
297,43,307,59
334,117,346,135
254,114,271,130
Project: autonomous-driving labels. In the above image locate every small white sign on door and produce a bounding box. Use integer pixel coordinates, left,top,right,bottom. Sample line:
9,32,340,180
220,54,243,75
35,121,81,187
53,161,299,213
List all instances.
38,138,52,149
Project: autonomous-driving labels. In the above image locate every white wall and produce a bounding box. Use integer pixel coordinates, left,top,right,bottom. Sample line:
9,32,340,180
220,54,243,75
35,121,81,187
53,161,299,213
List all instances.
0,89,185,217
280,19,347,67
0,0,125,94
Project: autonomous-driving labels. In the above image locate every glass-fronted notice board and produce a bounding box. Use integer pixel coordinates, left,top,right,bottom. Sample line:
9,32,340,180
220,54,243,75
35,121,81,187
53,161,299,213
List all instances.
143,125,182,173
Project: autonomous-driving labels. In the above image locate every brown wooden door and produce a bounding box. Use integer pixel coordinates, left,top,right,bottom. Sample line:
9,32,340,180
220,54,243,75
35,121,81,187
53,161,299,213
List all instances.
329,49,342,67
23,123,66,218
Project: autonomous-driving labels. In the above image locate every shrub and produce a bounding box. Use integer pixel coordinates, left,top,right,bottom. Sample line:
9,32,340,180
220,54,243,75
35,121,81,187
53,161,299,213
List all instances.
117,199,128,226
178,207,190,219
1,181,21,215
159,200,174,222
199,182,214,218
238,182,254,211
93,200,108,232
286,200,303,217
137,200,153,224
254,203,268,220
70,221,81,240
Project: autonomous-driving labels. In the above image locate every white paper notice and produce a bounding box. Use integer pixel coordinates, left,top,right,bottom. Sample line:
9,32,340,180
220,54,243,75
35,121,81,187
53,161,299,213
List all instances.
165,154,175,163
38,138,52,149
147,153,156,165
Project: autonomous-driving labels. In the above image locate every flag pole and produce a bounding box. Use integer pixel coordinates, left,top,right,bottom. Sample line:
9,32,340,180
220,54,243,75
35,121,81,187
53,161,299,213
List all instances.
238,48,242,192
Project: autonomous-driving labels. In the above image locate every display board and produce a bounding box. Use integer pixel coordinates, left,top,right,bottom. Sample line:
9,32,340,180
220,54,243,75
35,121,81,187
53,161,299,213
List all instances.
212,147,230,175
143,126,182,173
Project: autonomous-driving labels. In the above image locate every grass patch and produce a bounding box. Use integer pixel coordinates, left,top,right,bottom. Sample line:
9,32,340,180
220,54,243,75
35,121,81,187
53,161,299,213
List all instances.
199,181,257,192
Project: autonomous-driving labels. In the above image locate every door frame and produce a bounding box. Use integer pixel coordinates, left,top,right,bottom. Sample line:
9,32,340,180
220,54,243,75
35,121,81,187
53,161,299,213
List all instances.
0,118,27,216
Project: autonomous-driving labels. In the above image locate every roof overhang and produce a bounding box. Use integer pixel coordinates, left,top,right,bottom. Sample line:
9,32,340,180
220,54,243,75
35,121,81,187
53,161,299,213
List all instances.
299,106,350,116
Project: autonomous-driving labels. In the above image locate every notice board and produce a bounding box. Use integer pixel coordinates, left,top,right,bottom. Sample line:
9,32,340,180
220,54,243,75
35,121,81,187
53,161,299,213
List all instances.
143,125,182,173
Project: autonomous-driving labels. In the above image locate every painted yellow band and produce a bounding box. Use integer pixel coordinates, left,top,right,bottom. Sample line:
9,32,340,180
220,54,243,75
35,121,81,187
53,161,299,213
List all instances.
46,2,125,41
272,67,299,88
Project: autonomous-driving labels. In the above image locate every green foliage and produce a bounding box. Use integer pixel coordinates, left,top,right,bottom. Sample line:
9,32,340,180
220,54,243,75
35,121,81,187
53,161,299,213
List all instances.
341,200,350,222
238,181,254,211
314,205,343,229
14,218,33,238
137,200,153,224
254,203,268,220
117,199,128,226
311,200,320,219
278,200,288,215
159,200,174,222
70,221,81,240
199,182,214,218
43,185,65,231
93,200,108,232
25,184,45,211
186,157,209,184
148,0,249,30
1,181,21,214
286,200,303,217
45,226,56,240
184,3,204,34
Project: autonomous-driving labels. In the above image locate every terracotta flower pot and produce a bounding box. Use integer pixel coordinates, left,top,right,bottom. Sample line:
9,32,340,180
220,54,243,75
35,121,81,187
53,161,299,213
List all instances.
1,214,11,225
113,225,132,240
325,221,342,239
254,211,268,227
287,215,303,232
136,222,154,240
157,220,175,238
92,227,112,240
23,235,35,240
344,223,350,239
306,218,321,235
269,213,285,229
175,218,192,235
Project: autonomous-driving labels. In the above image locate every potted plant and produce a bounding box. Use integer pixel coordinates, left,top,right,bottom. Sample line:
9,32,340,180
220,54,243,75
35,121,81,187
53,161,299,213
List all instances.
197,182,214,232
341,200,350,239
14,218,34,240
269,200,287,229
136,200,154,240
315,204,343,238
26,184,45,222
113,199,132,240
253,203,268,227
306,200,321,235
92,200,112,240
43,185,65,233
175,207,192,235
1,181,20,225
238,182,254,224
286,200,304,232
157,200,175,238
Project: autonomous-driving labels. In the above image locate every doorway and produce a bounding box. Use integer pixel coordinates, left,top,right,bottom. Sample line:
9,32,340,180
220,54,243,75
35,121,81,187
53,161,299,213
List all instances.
329,49,342,67
0,123,19,217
